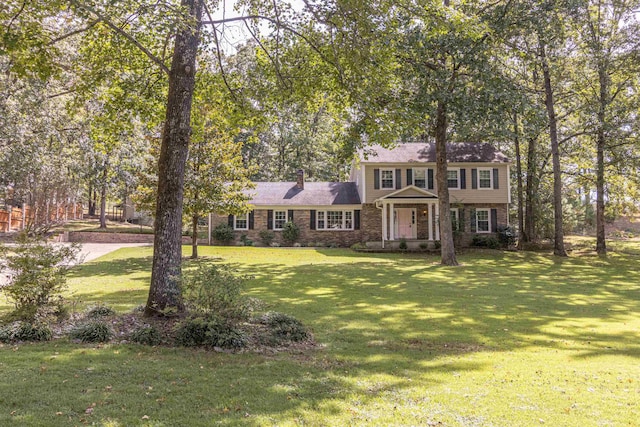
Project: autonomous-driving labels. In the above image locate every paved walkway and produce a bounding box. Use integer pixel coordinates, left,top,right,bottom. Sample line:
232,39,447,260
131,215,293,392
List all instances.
73,243,151,264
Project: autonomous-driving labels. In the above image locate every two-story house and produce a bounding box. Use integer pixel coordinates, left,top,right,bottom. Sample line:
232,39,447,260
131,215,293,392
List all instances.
209,142,511,248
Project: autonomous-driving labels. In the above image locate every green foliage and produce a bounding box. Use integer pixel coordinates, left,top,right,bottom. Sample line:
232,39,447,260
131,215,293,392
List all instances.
398,238,408,250
260,312,309,343
0,321,52,342
130,326,162,346
0,235,79,321
86,304,116,319
282,221,300,245
212,224,234,244
183,264,251,323
472,235,501,249
69,321,113,343
259,230,275,246
497,225,516,248
240,235,254,246
174,317,247,349
419,242,429,250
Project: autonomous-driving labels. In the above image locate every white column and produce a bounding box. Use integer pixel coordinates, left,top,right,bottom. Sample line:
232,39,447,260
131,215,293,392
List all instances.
428,203,434,241
389,202,395,241
382,203,387,248
435,203,440,240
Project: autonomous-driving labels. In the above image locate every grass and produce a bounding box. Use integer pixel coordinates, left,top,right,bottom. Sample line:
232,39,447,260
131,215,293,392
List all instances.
1,239,639,426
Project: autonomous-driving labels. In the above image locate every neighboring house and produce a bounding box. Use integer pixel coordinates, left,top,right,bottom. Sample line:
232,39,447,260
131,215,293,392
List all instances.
209,142,511,248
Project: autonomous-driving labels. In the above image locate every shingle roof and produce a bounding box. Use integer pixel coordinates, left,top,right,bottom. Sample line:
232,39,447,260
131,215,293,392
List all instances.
248,182,361,206
360,142,510,163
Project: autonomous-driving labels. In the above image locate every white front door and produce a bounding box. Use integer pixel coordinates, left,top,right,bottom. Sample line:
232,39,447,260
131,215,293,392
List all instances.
394,208,416,239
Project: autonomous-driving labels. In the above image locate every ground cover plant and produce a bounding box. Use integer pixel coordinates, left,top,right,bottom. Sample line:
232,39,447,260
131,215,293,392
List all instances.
0,240,639,426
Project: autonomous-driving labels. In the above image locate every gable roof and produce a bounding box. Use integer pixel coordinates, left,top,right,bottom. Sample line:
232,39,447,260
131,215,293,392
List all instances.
248,182,361,206
375,185,438,201
360,142,510,164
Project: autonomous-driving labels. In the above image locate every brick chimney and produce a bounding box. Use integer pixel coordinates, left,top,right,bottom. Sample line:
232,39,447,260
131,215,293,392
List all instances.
296,169,304,190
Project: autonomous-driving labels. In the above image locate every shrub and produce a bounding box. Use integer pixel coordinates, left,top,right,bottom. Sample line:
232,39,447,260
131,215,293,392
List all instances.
350,242,367,250
282,221,300,245
130,326,162,346
212,224,234,244
174,317,247,349
0,321,51,342
0,234,79,321
398,238,408,250
183,264,251,322
497,225,516,248
69,321,113,343
419,242,429,250
259,230,275,246
434,240,441,250
260,311,309,343
86,304,116,319
240,235,254,246
472,235,501,249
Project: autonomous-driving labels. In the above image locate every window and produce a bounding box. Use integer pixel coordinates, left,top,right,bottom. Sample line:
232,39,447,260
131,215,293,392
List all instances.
447,168,460,189
234,213,248,230
273,210,287,230
450,208,459,231
381,169,394,189
413,168,427,188
478,168,492,189
316,210,354,230
476,209,490,233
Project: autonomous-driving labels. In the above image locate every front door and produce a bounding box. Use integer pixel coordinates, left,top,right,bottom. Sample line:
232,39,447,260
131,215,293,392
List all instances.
394,208,416,239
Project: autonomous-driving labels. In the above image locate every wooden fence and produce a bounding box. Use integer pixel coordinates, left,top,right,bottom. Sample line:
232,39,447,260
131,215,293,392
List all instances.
0,203,83,233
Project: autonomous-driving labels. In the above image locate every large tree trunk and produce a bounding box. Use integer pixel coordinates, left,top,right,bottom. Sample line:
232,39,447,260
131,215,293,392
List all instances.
145,0,204,317
99,167,107,229
514,114,525,250
435,100,458,266
595,65,607,255
191,215,198,259
540,43,567,257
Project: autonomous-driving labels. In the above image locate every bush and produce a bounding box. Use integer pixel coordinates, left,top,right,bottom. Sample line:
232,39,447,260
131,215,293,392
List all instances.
174,317,247,349
130,326,162,346
0,321,51,342
419,242,429,250
260,312,309,343
86,304,116,319
212,224,234,244
472,235,501,249
259,230,275,246
282,221,300,245
240,235,254,246
398,238,408,250
183,264,251,323
497,225,516,248
69,321,113,343
0,234,79,321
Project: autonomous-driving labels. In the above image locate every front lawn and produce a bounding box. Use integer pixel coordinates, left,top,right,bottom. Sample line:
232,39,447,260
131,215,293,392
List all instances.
1,242,639,426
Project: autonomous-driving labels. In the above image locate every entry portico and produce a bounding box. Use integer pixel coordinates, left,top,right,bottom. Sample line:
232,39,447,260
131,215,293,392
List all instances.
374,186,440,248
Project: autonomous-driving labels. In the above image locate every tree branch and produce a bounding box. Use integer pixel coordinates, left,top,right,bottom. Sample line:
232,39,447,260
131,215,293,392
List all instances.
49,20,99,45
203,3,237,101
69,0,170,75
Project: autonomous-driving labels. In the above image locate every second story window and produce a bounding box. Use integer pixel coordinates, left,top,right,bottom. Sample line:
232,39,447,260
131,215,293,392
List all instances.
478,168,492,189
413,168,427,188
381,169,394,189
447,169,460,189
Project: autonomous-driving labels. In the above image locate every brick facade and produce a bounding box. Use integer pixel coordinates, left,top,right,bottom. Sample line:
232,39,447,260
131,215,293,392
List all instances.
210,202,509,248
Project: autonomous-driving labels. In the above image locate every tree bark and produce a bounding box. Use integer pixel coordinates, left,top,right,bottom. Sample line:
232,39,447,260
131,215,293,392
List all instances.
191,215,199,259
595,64,607,255
540,43,567,257
435,100,458,266
514,113,525,250
524,136,536,243
145,0,204,317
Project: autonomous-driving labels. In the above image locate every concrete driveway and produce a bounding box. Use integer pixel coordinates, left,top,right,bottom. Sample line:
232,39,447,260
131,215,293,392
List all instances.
73,243,151,264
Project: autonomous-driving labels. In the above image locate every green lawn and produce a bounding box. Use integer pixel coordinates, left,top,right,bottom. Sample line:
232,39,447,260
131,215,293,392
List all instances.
1,242,639,426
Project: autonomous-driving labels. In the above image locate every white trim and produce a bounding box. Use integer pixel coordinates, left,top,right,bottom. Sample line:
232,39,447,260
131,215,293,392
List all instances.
507,165,512,204
374,185,438,201
477,167,493,190
233,213,249,230
361,165,366,203
450,207,459,231
380,168,395,189
428,204,434,241
315,209,355,231
412,167,428,189
476,208,491,233
447,168,460,190
435,203,440,240
273,210,287,230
